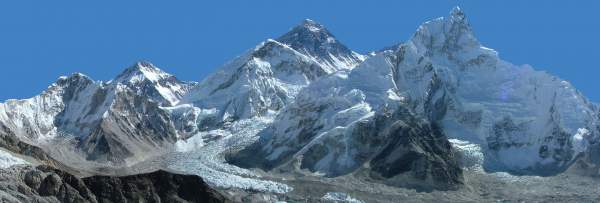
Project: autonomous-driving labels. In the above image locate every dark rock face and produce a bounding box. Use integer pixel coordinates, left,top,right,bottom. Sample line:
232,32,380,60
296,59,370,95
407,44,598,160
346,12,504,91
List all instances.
368,108,463,191
1,165,229,203
83,170,228,203
0,124,53,163
230,106,463,191
79,88,178,164
0,124,83,175
277,19,363,69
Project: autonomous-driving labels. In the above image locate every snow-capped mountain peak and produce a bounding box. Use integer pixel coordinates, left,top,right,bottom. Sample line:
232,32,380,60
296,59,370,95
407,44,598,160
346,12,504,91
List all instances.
112,61,191,106
410,6,496,61
277,19,365,72
300,18,325,32
183,37,332,123
54,72,94,90
115,61,172,84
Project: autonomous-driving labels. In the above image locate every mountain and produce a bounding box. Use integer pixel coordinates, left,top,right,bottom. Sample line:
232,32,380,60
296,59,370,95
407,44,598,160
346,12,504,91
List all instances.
184,40,326,122
183,20,365,125
403,7,597,174
0,62,194,166
228,7,600,192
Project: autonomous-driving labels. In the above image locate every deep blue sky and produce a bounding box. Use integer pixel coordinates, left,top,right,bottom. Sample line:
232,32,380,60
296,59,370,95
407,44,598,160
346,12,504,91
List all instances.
1,1,599,101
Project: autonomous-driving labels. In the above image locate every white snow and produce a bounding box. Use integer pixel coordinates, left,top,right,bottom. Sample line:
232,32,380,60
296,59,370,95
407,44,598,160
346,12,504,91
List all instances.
322,192,363,203
257,7,600,175
572,128,590,154
449,139,484,171
0,149,28,168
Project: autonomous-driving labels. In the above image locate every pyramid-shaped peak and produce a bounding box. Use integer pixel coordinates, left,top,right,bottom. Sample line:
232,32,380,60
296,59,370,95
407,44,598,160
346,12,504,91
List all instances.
279,19,333,40
116,61,172,83
127,61,161,73
275,19,364,71
299,19,325,32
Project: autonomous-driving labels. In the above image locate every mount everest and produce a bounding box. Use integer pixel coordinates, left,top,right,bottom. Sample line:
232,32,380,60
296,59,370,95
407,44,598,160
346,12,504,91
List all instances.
1,6,600,202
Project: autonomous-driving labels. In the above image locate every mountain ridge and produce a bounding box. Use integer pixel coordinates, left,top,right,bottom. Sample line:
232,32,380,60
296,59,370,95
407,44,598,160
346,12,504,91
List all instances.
0,7,599,202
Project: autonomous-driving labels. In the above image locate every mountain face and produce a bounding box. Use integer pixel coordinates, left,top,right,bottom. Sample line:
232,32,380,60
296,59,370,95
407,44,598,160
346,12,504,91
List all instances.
229,6,599,187
184,40,327,122
402,7,597,174
0,62,194,166
183,20,365,126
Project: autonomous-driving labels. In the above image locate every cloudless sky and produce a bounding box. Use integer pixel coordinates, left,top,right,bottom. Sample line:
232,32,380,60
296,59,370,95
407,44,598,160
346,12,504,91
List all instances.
1,1,599,101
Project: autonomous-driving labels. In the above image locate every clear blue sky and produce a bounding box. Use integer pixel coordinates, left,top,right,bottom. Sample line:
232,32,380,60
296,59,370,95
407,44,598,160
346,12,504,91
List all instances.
1,1,599,101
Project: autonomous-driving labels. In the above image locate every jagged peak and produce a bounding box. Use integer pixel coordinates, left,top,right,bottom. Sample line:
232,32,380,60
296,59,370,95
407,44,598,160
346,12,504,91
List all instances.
115,61,173,84
413,6,473,38
121,61,163,75
58,72,90,80
47,72,96,95
450,6,464,19
55,72,93,85
447,6,469,29
409,6,486,56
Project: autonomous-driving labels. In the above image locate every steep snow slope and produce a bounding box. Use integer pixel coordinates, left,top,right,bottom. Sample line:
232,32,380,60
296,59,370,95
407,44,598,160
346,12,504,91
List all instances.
184,40,327,122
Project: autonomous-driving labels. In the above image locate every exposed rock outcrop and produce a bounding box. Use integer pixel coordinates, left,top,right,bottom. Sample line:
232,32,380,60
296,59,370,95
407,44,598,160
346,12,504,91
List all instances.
0,165,230,203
